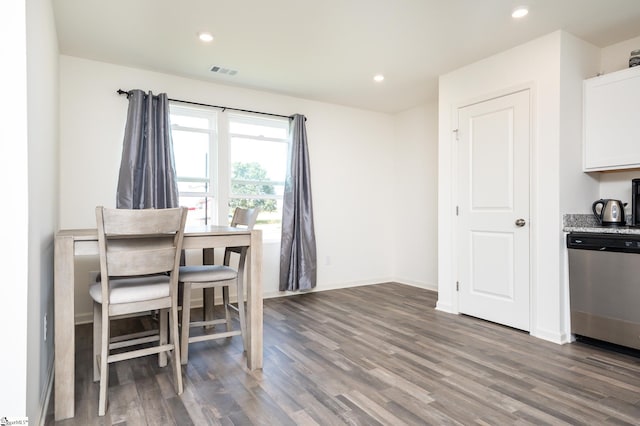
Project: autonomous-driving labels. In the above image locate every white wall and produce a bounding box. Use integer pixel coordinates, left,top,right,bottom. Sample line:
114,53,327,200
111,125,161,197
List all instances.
59,55,414,321
26,0,59,422
558,36,602,214
598,170,640,212
0,0,59,423
392,103,438,289
557,33,601,339
0,0,29,418
437,30,600,343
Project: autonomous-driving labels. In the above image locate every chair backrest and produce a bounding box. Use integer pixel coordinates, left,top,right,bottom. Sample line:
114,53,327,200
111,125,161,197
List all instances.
230,207,260,230
223,208,260,264
96,206,188,278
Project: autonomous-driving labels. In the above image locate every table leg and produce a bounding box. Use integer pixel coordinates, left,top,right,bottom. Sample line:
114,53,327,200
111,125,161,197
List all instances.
247,229,263,370
202,248,215,327
54,235,75,420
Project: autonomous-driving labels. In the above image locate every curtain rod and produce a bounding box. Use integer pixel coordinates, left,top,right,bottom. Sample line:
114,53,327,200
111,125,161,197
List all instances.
117,89,293,120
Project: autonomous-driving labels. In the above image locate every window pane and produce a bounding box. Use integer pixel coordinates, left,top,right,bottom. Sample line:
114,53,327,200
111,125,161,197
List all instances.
171,104,217,226
230,137,287,183
173,130,209,179
230,135,286,224
228,115,289,241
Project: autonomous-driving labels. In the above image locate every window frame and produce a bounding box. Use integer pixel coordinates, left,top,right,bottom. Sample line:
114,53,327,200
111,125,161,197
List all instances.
170,104,218,225
170,104,290,241
227,111,289,207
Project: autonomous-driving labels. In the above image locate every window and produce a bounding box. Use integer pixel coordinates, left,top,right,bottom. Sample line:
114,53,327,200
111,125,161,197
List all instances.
170,105,217,226
170,105,289,241
228,114,289,240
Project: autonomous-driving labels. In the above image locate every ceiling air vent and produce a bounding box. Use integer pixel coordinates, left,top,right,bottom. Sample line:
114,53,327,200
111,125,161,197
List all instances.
210,65,238,76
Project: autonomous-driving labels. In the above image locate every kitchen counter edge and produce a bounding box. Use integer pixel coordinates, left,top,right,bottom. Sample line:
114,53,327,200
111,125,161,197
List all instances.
563,213,640,234
563,225,640,235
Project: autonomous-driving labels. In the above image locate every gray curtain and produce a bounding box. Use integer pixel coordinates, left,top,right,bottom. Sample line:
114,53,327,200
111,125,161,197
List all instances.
116,90,179,209
279,114,317,291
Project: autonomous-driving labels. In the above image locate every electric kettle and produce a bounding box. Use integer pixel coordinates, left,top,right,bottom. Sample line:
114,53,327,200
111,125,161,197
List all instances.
592,199,627,226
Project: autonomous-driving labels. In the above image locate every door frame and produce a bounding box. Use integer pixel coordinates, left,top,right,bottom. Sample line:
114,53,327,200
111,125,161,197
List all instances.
449,84,537,333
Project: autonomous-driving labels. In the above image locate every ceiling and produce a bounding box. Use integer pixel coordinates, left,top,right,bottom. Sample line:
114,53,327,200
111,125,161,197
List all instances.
53,0,640,113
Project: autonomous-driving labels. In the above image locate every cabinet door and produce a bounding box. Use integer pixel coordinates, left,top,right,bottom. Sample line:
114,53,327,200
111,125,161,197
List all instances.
583,66,640,171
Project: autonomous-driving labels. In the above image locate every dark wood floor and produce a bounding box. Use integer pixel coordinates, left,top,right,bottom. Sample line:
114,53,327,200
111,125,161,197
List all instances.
47,283,640,425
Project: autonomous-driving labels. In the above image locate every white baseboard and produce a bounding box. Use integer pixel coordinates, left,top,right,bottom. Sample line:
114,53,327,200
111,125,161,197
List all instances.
393,279,438,292
530,327,571,344
435,301,456,314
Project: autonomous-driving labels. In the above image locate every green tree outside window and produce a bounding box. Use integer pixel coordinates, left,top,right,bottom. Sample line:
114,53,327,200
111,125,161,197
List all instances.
230,162,278,213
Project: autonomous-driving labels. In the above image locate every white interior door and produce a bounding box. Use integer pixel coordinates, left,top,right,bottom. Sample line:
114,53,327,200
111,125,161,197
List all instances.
456,89,530,331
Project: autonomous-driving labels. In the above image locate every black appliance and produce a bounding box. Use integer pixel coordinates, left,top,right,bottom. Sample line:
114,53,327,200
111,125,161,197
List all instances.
633,179,640,226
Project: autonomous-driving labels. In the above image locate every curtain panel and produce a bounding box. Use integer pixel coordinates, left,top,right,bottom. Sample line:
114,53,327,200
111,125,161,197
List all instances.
116,90,179,209
279,114,317,291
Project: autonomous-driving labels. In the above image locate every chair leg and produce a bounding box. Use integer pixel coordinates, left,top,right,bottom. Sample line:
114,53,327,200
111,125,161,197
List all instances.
93,302,101,382
98,304,110,416
180,282,192,365
203,287,215,329
170,302,183,394
203,248,215,330
223,250,234,333
222,286,232,332
236,253,248,352
236,278,247,353
159,308,168,367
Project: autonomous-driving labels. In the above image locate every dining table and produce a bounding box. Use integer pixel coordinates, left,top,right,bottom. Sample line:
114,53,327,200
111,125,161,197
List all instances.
53,225,263,420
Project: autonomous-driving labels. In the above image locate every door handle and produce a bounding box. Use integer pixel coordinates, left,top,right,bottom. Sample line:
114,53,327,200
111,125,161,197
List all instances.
515,218,526,227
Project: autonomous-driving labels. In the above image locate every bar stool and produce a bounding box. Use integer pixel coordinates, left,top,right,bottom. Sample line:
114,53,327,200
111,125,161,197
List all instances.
179,207,259,364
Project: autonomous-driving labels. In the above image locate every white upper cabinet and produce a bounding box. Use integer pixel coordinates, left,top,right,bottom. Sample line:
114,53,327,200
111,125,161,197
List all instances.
583,66,640,171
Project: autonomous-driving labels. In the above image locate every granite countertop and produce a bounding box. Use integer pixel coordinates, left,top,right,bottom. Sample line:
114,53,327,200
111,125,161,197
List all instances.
563,214,640,234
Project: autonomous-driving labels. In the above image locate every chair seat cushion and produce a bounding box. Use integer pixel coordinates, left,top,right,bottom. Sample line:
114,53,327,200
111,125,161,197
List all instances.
179,265,237,282
89,275,171,304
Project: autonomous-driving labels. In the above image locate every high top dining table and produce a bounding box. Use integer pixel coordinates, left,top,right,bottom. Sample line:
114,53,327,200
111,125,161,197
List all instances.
54,226,263,420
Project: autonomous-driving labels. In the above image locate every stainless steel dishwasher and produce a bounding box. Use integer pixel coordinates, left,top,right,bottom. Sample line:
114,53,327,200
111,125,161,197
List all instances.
567,232,640,350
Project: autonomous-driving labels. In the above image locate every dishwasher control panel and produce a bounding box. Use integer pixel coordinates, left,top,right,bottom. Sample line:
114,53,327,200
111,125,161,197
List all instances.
567,232,640,253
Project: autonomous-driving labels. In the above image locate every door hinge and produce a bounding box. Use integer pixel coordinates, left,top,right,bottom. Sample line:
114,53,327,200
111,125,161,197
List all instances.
453,129,459,141
456,206,459,216
456,281,459,291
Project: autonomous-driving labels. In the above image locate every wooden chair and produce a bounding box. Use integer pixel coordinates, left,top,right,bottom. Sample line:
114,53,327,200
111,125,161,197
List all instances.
90,206,187,416
179,207,259,364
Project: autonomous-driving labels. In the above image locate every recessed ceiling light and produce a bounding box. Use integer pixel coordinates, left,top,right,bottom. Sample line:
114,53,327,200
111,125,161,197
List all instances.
198,32,214,42
373,74,384,82
512,7,529,18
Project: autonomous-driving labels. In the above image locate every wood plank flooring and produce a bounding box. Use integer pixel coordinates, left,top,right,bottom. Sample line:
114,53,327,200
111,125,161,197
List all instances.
46,283,640,425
